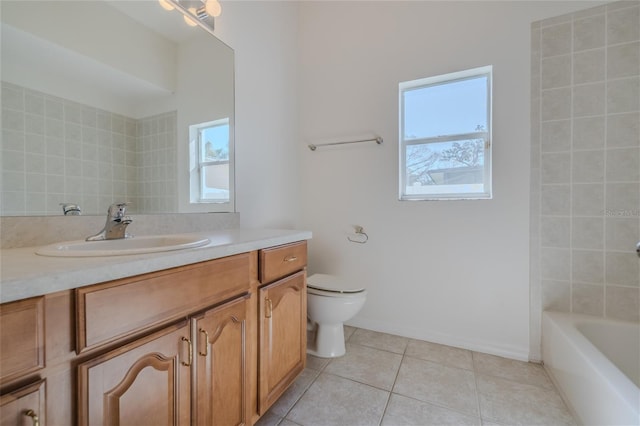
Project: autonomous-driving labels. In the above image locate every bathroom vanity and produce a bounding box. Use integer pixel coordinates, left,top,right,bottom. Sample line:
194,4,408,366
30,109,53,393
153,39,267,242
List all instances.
0,229,310,426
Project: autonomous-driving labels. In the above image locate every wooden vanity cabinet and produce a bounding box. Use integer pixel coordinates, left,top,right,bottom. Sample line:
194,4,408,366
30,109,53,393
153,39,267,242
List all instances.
1,239,308,426
256,242,307,415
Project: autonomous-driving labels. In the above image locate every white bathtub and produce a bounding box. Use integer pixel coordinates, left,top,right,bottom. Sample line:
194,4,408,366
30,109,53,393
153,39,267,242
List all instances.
542,311,640,426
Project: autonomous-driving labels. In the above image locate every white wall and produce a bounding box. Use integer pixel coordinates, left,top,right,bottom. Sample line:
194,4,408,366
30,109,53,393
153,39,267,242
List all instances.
296,1,606,360
210,0,607,360
214,2,301,228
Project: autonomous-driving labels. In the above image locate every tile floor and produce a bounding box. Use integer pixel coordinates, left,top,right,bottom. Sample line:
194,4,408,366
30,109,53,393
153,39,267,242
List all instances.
256,326,576,426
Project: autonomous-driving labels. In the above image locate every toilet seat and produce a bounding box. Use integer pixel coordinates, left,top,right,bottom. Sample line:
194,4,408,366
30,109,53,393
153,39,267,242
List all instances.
307,274,365,296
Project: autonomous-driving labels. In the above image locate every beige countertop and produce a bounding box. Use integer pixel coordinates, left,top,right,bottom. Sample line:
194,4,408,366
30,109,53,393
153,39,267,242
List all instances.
0,228,311,304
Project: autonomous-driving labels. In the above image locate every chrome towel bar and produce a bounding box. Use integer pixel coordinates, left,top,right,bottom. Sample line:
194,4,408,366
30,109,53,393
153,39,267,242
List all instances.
308,136,383,151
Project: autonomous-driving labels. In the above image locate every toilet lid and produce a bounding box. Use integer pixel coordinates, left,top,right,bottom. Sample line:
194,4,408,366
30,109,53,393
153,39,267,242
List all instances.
307,273,365,294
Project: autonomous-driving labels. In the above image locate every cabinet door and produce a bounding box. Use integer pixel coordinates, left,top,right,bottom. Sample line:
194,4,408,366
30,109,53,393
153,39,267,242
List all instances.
0,297,44,384
0,379,45,426
258,271,306,414
77,322,191,426
193,295,249,426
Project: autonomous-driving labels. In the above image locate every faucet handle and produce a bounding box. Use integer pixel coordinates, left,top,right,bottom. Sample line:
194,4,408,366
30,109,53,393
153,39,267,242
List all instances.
60,203,82,216
107,202,130,219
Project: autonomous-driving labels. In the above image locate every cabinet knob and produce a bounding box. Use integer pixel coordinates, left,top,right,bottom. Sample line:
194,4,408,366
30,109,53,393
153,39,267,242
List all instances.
283,255,298,262
24,410,40,426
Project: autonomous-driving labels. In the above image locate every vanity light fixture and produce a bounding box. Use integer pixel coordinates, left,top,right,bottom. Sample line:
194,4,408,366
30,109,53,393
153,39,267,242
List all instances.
184,7,200,26
158,0,175,11
205,0,222,17
158,0,220,34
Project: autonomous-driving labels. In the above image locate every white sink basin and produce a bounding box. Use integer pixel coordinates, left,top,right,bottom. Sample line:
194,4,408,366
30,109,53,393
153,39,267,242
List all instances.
36,234,210,257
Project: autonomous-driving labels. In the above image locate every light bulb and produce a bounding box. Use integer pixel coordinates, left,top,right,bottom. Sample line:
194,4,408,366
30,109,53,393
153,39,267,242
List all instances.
205,0,222,17
184,7,198,26
158,0,174,11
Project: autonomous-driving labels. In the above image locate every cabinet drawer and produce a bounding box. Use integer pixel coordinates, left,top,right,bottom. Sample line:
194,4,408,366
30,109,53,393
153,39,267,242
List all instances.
0,379,46,426
0,297,44,384
259,241,307,283
76,253,251,353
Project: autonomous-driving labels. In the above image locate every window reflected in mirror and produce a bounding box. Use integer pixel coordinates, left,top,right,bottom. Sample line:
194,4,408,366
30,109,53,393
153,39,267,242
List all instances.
189,119,233,206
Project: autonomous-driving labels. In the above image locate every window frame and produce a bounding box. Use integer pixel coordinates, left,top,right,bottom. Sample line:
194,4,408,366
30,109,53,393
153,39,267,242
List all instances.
188,117,235,210
197,120,229,202
399,66,493,201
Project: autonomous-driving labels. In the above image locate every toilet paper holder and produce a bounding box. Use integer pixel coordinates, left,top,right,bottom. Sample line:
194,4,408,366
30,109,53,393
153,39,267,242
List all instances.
348,226,368,244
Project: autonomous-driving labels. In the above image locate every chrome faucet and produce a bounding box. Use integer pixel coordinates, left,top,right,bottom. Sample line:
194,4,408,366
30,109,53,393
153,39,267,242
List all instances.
60,203,82,216
86,202,133,241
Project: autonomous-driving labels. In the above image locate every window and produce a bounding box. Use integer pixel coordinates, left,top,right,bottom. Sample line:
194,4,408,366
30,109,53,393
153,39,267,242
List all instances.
399,66,492,200
189,118,234,207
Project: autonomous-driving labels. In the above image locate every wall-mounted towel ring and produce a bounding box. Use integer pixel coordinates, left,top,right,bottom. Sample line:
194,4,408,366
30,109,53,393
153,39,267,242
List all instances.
348,226,368,244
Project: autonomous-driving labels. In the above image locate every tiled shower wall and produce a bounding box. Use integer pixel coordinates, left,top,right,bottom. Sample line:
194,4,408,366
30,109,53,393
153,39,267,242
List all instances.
0,82,177,215
137,111,178,214
530,0,640,338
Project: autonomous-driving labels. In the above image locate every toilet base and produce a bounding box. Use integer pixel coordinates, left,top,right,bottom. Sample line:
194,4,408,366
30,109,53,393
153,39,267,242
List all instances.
306,323,345,358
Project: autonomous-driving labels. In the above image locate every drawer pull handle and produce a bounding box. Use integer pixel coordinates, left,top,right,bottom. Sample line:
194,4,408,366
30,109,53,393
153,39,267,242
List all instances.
24,410,40,426
181,336,193,366
199,328,209,357
283,255,298,262
265,298,273,318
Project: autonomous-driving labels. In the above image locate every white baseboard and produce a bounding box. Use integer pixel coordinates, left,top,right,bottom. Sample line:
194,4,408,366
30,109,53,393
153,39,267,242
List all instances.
346,316,530,362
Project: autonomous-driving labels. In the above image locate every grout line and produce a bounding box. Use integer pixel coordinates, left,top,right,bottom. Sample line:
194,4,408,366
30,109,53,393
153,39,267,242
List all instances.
532,23,542,350
602,4,609,318
377,341,408,425
275,360,327,425
568,14,575,314
276,381,312,426
388,390,484,423
319,368,396,395
470,351,484,423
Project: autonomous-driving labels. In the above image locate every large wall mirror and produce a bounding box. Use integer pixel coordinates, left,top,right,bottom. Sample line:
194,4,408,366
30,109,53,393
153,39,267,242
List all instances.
0,0,234,216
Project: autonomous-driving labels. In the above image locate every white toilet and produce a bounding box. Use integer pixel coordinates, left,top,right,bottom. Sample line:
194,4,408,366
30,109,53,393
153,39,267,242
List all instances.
306,273,367,358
